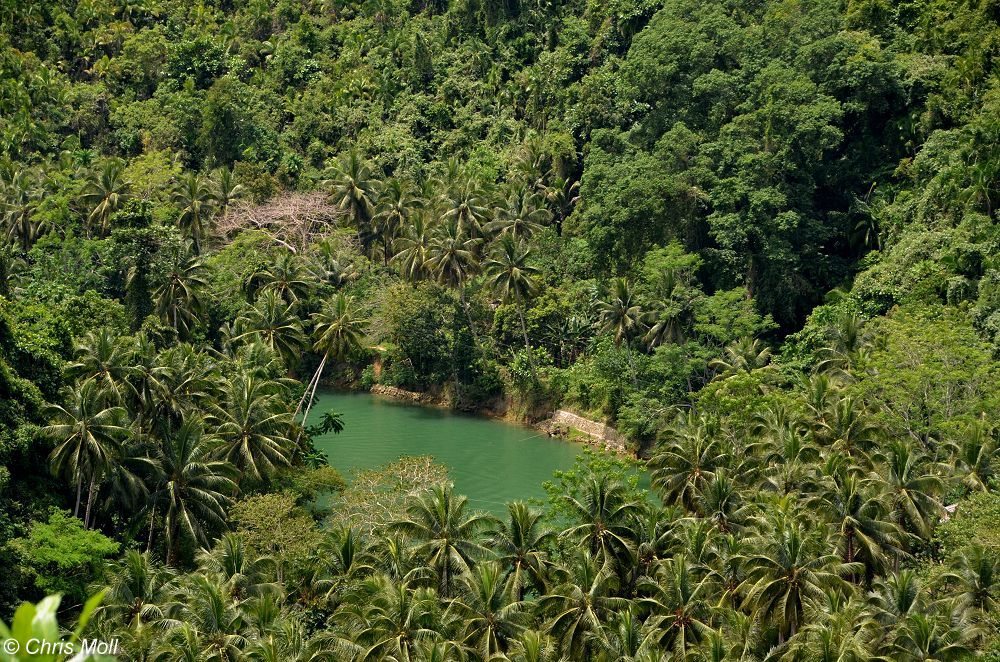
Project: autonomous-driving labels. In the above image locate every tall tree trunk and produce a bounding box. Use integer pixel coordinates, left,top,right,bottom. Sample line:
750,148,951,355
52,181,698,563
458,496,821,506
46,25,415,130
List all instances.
147,505,156,553
295,356,326,418
166,525,178,568
298,353,328,442
459,289,481,351
84,477,96,528
74,475,82,518
516,296,537,382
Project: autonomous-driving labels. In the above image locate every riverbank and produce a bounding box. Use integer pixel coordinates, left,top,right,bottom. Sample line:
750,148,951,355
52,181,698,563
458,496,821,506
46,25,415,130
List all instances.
368,384,631,456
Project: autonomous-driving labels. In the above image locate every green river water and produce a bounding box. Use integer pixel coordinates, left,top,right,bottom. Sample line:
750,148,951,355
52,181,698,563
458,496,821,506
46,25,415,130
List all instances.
310,391,584,513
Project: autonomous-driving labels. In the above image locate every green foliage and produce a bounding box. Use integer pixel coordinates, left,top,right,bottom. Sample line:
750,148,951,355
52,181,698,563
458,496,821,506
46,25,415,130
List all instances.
9,511,118,608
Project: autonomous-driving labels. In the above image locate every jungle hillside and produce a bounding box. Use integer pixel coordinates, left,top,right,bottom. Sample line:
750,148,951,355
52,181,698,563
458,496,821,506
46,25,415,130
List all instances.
1,0,1000,659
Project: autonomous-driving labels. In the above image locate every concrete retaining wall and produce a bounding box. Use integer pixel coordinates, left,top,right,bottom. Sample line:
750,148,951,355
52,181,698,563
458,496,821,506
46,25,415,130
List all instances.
543,409,628,453
371,384,428,402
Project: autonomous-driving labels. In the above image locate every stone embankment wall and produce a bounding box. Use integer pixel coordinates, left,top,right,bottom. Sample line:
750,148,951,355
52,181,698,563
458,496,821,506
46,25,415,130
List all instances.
370,384,428,403
542,409,628,453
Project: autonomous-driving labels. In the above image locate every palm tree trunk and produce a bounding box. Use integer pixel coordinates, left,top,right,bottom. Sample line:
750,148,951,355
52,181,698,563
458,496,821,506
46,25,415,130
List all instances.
516,294,537,382
74,475,82,518
84,477,95,528
298,353,328,440
459,289,481,351
166,526,178,567
294,356,326,418
147,505,156,552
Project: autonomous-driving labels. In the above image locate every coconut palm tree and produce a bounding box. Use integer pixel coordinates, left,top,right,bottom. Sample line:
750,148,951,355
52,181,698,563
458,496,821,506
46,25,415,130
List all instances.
595,278,643,346
453,560,526,658
560,474,643,571
96,550,174,629
781,591,879,662
709,337,771,380
538,552,628,660
3,167,43,252
809,468,903,583
426,216,483,347
740,514,856,641
442,179,491,240
950,419,995,492
489,501,555,601
877,440,944,542
484,234,540,378
325,151,380,254
81,159,130,237
155,416,235,567
649,412,727,512
247,250,315,306
642,268,692,350
234,290,306,369
339,575,442,660
154,244,209,338
486,184,550,241
638,555,714,656
212,166,244,220
172,173,217,253
390,483,494,597
45,380,128,526
374,179,422,265
67,327,138,405
210,371,294,486
392,212,435,282
300,292,366,431
889,613,976,662
937,544,1000,619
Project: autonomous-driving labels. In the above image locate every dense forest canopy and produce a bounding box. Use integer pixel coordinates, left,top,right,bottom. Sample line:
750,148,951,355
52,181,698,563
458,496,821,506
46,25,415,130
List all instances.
1,0,1000,659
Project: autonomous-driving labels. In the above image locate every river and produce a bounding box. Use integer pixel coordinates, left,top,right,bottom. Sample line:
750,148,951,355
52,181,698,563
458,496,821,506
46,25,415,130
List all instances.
310,391,584,513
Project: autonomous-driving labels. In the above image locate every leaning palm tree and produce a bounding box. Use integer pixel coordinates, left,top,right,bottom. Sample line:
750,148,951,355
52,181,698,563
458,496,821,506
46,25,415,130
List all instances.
172,173,217,253
300,292,367,431
44,380,127,526
390,483,495,597
210,371,294,486
81,159,130,237
484,234,540,378
155,416,235,566
154,244,209,338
